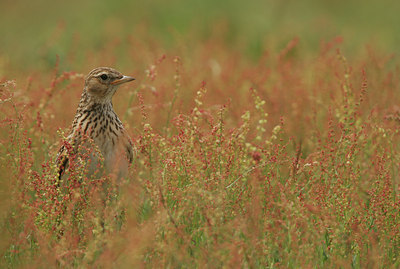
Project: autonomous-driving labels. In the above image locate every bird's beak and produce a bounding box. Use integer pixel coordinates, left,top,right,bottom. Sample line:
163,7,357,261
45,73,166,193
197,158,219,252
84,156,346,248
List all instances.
111,75,135,85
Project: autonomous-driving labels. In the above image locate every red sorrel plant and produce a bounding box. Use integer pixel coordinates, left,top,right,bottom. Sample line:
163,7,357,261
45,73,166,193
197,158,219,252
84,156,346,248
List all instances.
1,35,400,268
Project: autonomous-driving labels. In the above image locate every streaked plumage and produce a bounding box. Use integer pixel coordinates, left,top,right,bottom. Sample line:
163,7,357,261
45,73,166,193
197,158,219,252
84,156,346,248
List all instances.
56,67,135,180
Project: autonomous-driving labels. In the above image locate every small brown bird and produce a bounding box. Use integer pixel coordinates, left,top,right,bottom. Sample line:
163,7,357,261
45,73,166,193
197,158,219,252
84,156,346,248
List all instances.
56,67,135,180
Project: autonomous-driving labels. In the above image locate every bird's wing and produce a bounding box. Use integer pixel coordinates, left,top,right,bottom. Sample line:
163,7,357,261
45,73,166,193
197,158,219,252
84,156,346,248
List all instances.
124,133,136,164
56,144,69,181
55,133,81,182
126,140,134,164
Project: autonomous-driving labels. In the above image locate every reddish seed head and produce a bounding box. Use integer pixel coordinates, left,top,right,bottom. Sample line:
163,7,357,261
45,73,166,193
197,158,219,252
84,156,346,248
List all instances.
252,151,261,162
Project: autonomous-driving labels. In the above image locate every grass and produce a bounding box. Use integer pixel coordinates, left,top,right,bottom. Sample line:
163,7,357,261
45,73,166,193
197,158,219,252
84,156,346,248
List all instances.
1,0,400,268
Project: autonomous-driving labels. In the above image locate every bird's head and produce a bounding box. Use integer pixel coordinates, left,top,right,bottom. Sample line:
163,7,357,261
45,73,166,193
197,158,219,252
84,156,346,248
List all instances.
84,67,135,104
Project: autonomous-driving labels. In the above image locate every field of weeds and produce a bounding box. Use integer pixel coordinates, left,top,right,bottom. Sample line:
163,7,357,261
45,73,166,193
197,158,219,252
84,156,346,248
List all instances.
1,0,400,268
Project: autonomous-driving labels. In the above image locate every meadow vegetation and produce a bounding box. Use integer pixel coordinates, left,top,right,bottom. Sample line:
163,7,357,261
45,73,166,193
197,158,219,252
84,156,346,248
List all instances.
1,0,400,267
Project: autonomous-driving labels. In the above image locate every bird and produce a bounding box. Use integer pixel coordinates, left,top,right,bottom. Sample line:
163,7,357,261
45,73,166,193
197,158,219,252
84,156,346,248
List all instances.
56,67,135,181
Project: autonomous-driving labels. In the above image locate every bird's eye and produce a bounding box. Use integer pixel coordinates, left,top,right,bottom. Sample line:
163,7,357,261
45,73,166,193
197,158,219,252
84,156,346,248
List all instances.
100,74,108,80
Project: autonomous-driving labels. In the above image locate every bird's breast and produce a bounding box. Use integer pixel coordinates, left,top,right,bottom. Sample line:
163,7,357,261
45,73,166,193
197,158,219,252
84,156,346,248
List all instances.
74,108,132,177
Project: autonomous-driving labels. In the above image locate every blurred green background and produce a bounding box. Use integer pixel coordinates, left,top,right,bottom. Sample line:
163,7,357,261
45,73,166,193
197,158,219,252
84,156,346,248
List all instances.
0,0,398,75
